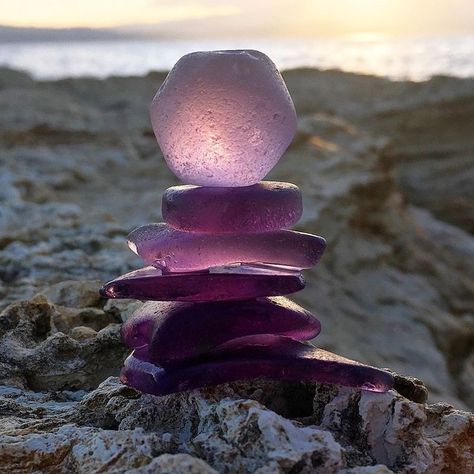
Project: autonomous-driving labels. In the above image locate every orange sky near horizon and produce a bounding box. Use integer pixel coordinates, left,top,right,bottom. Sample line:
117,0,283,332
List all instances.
1,0,473,36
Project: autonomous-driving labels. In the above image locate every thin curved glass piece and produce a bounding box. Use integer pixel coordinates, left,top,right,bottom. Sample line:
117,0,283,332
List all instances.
100,265,305,302
127,223,326,273
121,335,394,396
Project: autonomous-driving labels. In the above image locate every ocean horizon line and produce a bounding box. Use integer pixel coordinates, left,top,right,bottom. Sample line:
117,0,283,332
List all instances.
0,35,473,82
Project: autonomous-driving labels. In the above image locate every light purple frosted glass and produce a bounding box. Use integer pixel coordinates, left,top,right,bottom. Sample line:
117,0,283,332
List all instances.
127,223,326,272
100,265,305,302
150,50,297,186
162,181,303,233
121,298,320,367
120,335,394,396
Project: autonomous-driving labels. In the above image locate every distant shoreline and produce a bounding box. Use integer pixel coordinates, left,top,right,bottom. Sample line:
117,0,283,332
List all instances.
1,35,473,81
1,65,473,86
0,24,139,43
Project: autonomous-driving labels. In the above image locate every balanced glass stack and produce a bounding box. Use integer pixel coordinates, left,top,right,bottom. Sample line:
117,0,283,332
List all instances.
100,50,394,396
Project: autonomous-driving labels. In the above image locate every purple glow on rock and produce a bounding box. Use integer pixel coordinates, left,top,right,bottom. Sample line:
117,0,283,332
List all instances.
127,223,326,272
150,50,297,187
120,335,394,396
122,297,320,367
99,265,305,302
162,181,303,233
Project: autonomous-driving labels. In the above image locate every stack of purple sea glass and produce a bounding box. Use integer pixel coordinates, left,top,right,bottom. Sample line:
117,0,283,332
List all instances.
100,50,394,396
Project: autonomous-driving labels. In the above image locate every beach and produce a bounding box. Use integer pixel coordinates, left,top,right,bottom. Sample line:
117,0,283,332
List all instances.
0,66,473,470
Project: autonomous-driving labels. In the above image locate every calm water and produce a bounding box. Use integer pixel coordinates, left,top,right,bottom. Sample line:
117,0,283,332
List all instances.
1,35,473,81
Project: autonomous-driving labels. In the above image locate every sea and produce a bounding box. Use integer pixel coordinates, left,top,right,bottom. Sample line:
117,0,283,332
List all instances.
0,35,473,81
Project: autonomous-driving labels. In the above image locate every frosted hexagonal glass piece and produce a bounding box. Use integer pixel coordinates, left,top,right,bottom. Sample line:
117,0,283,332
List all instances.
150,50,297,186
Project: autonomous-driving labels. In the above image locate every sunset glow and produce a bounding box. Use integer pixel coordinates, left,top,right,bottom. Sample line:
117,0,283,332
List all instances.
0,0,239,29
0,0,473,36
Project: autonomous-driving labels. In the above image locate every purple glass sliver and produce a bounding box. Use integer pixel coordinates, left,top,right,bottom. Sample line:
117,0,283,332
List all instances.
120,335,394,396
162,181,303,233
122,297,321,367
127,223,326,272
100,265,305,302
150,50,297,187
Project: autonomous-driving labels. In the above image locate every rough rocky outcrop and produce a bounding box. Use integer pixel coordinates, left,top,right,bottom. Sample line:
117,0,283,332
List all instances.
0,375,472,473
0,67,473,472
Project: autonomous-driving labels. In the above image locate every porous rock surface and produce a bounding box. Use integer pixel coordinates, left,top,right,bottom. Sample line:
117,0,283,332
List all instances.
0,371,472,472
0,68,473,472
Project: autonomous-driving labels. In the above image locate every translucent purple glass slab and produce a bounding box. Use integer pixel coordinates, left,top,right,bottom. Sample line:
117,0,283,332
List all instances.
99,265,305,302
122,297,321,367
162,181,303,233
127,223,326,272
120,335,394,396
150,50,297,187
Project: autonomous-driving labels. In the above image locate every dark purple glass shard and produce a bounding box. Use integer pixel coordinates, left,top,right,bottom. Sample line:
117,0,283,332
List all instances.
127,223,326,272
100,265,305,302
120,335,394,396
162,181,303,233
122,297,320,367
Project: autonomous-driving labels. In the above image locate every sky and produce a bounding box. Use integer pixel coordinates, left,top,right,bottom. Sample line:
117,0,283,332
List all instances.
1,0,473,37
